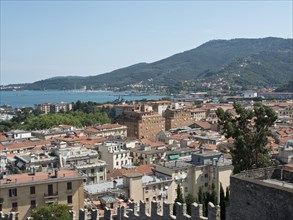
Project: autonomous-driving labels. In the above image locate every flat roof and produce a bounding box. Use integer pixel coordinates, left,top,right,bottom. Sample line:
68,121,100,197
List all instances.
0,169,83,187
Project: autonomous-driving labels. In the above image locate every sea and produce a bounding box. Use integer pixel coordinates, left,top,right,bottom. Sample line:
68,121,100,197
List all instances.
0,90,165,108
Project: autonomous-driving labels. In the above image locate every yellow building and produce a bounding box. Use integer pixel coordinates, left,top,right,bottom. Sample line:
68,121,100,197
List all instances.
0,169,84,219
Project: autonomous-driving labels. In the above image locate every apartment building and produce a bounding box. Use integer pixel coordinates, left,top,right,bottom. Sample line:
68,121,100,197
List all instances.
84,123,127,138
35,102,72,114
34,103,51,114
190,109,207,120
97,141,132,171
53,145,107,184
151,101,172,115
0,169,84,219
119,111,165,140
164,108,194,131
154,151,233,200
123,173,177,213
50,102,72,113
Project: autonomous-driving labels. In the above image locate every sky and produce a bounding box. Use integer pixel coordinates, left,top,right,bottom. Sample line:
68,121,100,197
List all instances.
1,1,292,85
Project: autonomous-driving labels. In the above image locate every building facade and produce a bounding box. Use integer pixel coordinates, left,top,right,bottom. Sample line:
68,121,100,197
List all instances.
119,112,165,140
0,169,84,219
164,109,194,131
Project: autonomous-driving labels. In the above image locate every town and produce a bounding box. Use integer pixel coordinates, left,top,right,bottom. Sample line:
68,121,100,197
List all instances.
0,92,292,220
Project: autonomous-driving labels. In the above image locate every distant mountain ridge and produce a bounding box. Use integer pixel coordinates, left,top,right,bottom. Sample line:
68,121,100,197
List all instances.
22,37,293,90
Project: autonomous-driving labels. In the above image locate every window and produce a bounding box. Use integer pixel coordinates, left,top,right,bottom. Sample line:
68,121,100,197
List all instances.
0,204,2,211
9,188,17,197
152,185,156,190
67,182,72,190
91,169,95,174
12,202,17,211
30,186,35,194
146,198,149,202
99,176,104,181
67,195,72,204
31,200,36,209
48,184,53,196
99,167,103,172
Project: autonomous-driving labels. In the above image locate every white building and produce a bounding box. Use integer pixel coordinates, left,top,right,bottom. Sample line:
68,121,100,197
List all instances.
243,91,257,98
97,141,132,171
279,140,293,164
53,145,107,184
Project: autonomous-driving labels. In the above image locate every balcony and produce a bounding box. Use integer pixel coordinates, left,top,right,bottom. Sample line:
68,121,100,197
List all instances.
88,172,97,177
44,192,58,199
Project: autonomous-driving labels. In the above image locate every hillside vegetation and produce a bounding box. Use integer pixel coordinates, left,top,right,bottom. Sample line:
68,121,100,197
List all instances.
23,37,293,90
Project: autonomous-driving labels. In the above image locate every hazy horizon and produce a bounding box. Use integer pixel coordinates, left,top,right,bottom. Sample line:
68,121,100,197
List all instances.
1,1,292,85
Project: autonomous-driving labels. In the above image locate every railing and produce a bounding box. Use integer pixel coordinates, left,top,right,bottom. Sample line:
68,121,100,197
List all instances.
44,192,58,198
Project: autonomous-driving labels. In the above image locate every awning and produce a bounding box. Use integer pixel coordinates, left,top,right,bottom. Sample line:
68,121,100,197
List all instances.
168,154,180,160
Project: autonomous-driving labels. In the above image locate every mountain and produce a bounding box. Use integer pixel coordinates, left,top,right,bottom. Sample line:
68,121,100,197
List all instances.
23,37,293,90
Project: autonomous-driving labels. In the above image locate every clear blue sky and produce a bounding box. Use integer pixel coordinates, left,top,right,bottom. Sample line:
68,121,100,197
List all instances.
1,0,292,85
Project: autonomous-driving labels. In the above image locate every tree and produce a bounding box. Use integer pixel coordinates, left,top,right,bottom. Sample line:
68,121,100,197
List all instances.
216,103,277,174
220,184,226,220
173,183,184,215
31,203,71,220
185,193,196,215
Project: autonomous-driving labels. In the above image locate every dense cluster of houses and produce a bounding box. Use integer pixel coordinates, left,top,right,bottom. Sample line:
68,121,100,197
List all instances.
0,99,292,219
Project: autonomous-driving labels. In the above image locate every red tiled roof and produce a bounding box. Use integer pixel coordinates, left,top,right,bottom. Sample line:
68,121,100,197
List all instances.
169,133,190,140
96,123,124,130
0,140,50,151
140,138,165,147
107,165,154,180
188,141,200,148
192,121,212,130
0,169,81,185
0,133,8,141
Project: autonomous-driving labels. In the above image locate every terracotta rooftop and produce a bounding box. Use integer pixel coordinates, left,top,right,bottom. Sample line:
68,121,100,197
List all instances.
140,138,165,147
192,121,212,130
59,124,73,129
96,123,125,130
0,133,8,141
0,139,50,151
168,133,190,140
152,100,171,104
188,141,200,148
0,169,82,185
107,164,154,180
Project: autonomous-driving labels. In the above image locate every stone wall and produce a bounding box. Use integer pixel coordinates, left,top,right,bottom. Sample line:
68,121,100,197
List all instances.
227,167,293,220
1,201,220,220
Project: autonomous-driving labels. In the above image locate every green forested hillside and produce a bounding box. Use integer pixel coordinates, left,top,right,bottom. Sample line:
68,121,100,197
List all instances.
23,37,293,90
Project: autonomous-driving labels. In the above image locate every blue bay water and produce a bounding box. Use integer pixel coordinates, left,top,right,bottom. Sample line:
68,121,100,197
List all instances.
0,90,164,108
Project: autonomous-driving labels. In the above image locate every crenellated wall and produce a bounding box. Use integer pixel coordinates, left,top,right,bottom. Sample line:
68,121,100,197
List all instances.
105,201,220,220
1,201,220,220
